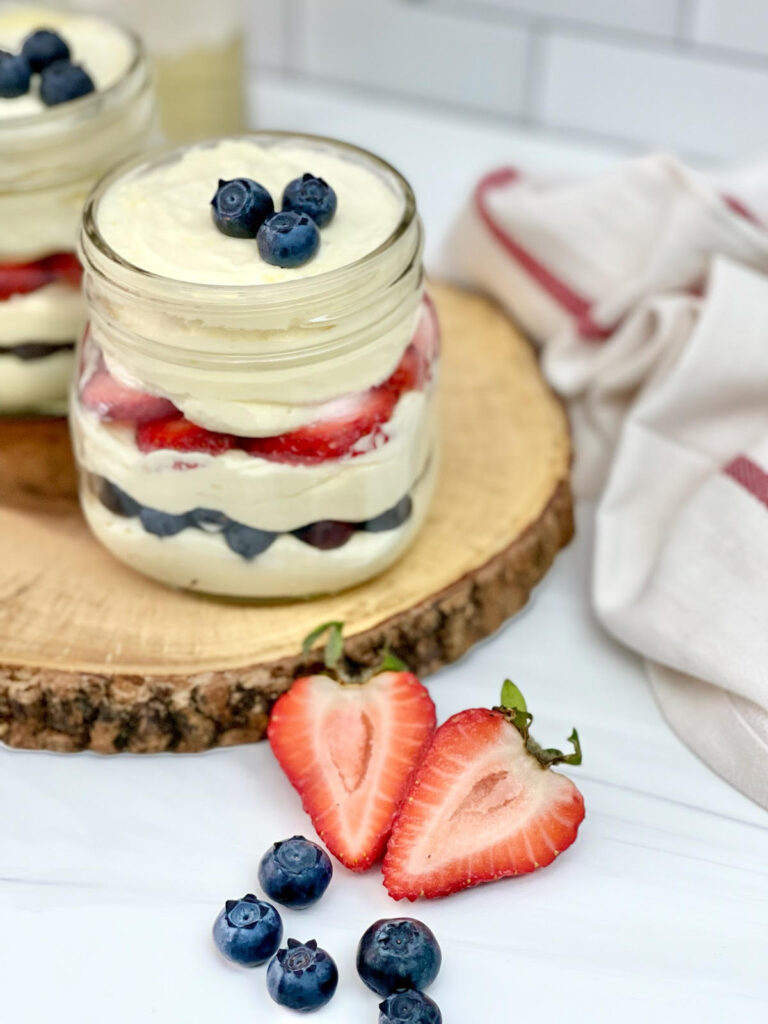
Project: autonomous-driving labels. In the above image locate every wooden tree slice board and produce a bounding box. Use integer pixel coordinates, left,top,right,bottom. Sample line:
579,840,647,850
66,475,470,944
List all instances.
0,284,573,754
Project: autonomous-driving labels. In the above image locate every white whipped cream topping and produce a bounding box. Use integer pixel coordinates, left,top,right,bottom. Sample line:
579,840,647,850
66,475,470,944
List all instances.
81,459,436,598
96,137,405,287
73,389,436,532
0,282,84,345
0,7,135,120
0,347,72,412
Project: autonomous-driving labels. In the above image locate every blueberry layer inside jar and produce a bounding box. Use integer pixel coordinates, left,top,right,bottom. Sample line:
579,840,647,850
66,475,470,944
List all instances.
95,477,414,559
0,341,75,360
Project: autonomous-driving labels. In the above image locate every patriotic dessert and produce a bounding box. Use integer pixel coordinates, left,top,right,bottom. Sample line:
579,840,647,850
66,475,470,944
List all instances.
72,134,438,597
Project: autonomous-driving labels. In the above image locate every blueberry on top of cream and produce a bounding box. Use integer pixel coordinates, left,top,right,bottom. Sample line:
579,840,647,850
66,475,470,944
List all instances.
21,28,70,72
211,178,274,238
257,211,320,269
283,173,338,228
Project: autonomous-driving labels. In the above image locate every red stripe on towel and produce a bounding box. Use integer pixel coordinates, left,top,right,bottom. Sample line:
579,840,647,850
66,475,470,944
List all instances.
724,456,768,509
474,167,611,341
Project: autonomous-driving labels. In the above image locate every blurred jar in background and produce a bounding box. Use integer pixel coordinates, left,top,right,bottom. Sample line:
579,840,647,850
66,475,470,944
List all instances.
63,0,246,141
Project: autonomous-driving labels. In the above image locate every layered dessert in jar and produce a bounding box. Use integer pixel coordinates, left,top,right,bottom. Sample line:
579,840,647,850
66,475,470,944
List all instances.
71,134,440,598
0,6,156,415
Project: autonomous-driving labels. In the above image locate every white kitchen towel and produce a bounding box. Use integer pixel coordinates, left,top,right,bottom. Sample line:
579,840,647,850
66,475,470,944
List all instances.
446,154,768,809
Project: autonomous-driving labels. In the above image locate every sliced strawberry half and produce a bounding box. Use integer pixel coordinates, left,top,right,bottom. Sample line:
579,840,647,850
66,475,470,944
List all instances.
268,623,436,871
0,252,82,300
81,365,177,424
136,414,236,455
243,385,397,465
383,683,584,900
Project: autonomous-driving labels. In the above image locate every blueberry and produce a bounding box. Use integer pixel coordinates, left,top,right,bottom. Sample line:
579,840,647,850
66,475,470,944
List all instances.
292,520,355,550
267,939,338,1013
224,522,276,559
357,919,441,997
211,178,274,239
257,211,320,269
212,894,282,968
21,29,70,72
40,60,95,106
99,478,141,519
139,507,189,537
258,836,332,910
362,495,413,533
379,991,442,1024
189,508,230,533
0,52,31,99
282,173,337,229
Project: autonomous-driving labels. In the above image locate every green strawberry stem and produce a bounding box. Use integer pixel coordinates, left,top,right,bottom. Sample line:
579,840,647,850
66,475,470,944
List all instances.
301,623,411,682
496,681,582,769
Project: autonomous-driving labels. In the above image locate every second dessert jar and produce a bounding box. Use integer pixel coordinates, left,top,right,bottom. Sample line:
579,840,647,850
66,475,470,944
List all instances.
0,6,157,415
71,133,440,599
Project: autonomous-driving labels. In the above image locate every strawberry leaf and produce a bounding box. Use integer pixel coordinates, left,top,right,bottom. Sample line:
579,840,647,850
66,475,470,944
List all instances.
526,728,582,768
378,648,410,673
500,680,527,714
302,621,345,672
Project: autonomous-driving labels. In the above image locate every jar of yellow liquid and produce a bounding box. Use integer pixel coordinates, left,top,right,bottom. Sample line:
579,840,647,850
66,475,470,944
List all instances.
60,0,246,142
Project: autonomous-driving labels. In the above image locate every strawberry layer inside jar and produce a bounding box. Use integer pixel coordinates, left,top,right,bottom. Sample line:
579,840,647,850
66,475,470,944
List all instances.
79,296,440,467
0,253,83,301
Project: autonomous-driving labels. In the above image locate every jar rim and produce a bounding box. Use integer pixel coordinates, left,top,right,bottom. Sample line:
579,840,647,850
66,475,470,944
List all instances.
80,131,419,303
0,19,146,135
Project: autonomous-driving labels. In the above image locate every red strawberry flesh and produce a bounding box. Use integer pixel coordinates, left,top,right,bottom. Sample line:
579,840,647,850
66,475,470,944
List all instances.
268,671,436,871
382,708,585,900
136,415,236,455
81,366,177,424
0,252,82,300
243,385,397,465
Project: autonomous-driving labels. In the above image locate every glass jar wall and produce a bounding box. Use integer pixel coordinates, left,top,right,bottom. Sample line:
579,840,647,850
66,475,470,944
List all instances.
71,134,440,599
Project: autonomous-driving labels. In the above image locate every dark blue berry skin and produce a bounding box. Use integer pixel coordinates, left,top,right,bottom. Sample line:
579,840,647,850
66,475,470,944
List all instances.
40,60,95,106
357,919,441,997
212,894,283,968
257,211,320,269
224,522,276,559
211,178,273,238
379,991,442,1024
0,53,31,98
139,507,190,538
21,29,70,72
267,939,338,1013
258,836,332,910
99,479,141,519
282,173,337,229
362,495,413,533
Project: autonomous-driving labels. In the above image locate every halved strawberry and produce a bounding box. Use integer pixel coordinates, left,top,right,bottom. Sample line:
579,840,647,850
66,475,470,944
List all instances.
136,415,236,455
80,365,177,424
268,623,436,871
383,683,584,900
243,385,397,465
0,252,82,300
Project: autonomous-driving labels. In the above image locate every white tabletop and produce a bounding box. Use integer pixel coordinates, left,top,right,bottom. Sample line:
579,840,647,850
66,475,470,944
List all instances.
2,78,767,1023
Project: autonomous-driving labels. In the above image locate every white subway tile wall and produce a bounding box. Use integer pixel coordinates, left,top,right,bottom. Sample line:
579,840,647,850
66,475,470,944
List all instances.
251,0,768,162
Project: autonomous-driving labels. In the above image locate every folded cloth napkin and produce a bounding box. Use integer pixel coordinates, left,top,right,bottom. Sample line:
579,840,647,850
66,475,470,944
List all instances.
446,154,768,809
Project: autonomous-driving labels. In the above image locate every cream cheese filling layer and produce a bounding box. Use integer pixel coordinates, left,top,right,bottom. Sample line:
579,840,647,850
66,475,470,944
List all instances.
0,283,84,345
73,389,436,532
81,458,436,598
0,346,73,412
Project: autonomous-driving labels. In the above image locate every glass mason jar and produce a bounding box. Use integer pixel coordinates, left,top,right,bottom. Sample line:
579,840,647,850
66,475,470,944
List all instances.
71,134,440,600
0,14,156,416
